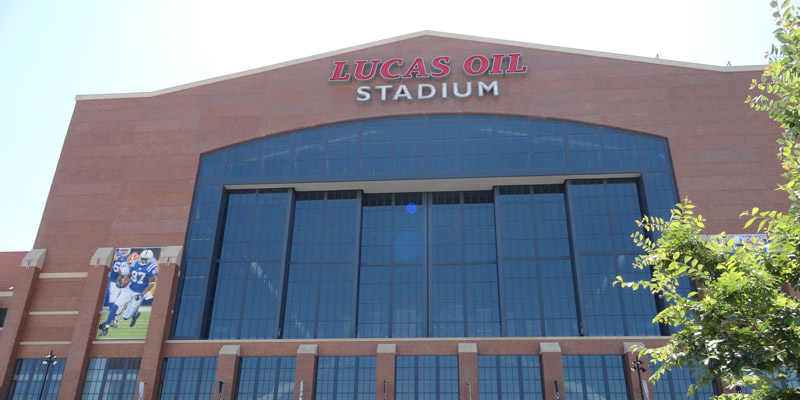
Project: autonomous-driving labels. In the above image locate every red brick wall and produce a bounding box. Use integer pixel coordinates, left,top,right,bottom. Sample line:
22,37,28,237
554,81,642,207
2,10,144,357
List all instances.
0,34,785,399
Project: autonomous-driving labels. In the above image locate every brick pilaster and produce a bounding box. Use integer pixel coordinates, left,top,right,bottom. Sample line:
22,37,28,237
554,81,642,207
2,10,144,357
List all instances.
58,248,114,400
139,246,183,400
624,342,653,400
296,344,318,400
0,250,46,399
458,343,478,400
376,344,395,400
215,345,241,400
540,343,564,400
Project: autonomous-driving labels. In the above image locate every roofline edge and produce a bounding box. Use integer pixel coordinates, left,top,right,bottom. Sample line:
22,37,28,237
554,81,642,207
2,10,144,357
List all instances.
74,30,767,101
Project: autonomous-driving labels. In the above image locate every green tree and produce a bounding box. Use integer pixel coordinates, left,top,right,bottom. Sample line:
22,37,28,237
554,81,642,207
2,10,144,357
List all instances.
617,1,800,398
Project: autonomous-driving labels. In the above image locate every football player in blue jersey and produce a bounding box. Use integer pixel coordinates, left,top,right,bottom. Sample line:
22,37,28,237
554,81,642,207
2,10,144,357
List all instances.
99,249,158,336
104,248,131,307
122,249,158,327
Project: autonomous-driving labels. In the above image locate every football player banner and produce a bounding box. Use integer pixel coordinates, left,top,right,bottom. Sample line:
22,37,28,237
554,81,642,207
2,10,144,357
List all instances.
97,247,164,339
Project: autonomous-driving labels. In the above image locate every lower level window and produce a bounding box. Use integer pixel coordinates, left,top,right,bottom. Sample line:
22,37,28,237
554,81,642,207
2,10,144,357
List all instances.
315,356,375,400
7,358,66,400
479,355,542,399
159,357,217,400
652,361,715,400
237,356,295,400
81,358,140,400
563,355,628,400
396,356,458,400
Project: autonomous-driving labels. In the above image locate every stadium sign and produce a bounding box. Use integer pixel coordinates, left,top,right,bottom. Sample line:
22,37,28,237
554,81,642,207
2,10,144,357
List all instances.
328,53,528,103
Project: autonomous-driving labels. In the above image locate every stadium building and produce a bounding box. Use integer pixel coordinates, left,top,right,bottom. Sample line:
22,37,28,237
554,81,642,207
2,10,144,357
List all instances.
0,32,790,399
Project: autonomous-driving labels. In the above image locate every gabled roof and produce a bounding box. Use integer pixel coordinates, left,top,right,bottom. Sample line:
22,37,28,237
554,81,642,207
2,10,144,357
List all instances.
76,30,765,101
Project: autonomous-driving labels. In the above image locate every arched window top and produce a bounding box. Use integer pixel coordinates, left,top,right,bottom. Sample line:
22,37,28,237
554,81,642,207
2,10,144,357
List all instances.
196,115,672,186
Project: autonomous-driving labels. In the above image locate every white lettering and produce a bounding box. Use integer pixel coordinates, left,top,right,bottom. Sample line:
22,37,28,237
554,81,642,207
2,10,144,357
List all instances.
375,85,393,102
478,81,499,97
417,84,436,100
354,81,500,102
392,84,413,101
356,86,371,102
453,82,472,98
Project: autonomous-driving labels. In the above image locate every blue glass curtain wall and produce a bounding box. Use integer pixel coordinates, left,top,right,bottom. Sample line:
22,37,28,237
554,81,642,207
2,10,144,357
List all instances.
172,115,679,340
430,191,500,337
496,185,578,337
208,189,292,339
358,193,425,338
283,191,361,339
567,179,662,336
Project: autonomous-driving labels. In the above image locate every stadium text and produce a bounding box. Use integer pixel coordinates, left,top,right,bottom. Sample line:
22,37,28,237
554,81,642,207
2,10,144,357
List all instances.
329,53,527,103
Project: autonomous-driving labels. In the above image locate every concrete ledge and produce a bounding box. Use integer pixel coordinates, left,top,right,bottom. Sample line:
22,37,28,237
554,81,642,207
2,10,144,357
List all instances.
161,246,184,266
29,311,79,315
90,248,115,268
377,344,396,354
20,341,71,345
540,342,562,353
21,249,46,269
219,345,241,356
297,344,318,355
39,272,89,279
458,343,477,353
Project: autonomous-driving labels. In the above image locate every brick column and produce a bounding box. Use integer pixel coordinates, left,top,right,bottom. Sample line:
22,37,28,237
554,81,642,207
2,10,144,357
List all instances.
215,345,241,400
376,344,395,400
458,343,478,400
623,342,653,400
540,343,564,400
296,344,318,400
58,248,115,400
139,246,183,400
0,249,46,400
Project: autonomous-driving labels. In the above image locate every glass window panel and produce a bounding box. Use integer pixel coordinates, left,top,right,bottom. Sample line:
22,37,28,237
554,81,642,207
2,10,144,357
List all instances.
478,355,542,400
81,358,140,400
498,185,579,337
237,357,295,400
7,358,66,400
315,357,375,400
397,356,459,400
159,357,217,400
359,193,424,338
431,191,500,337
284,192,359,339
569,179,661,336
563,355,628,400
209,189,290,339
652,361,716,400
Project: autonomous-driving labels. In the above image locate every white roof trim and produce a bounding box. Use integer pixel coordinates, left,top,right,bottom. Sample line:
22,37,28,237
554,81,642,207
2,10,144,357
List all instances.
75,30,765,101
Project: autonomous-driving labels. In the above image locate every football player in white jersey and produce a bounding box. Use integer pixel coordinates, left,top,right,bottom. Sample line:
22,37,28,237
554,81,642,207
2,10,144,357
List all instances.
99,249,158,335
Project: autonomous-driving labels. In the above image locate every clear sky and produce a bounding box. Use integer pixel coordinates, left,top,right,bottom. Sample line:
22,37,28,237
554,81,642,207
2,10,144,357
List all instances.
0,0,778,251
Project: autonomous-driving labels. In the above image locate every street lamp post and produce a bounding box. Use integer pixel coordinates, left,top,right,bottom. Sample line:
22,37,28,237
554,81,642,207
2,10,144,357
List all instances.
38,350,57,400
631,356,648,400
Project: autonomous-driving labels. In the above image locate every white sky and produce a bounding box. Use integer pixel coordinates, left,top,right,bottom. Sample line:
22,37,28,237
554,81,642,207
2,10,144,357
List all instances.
0,0,777,251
